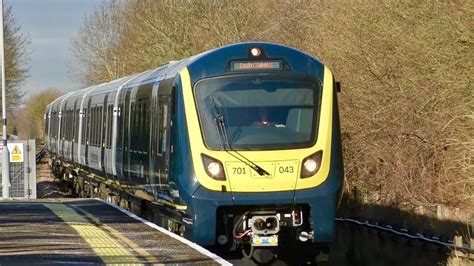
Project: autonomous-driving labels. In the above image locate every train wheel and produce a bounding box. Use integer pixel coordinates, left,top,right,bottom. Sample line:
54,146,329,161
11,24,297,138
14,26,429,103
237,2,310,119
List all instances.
80,185,87,198
119,198,128,209
74,183,81,196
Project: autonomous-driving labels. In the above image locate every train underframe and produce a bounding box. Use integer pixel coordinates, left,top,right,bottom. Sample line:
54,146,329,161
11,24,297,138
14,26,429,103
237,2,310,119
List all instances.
52,156,331,264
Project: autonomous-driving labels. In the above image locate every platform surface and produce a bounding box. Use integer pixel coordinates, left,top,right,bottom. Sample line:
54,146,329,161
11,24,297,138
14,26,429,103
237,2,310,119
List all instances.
0,198,229,265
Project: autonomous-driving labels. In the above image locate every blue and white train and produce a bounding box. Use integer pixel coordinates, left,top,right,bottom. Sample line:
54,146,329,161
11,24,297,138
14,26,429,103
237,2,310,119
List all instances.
45,42,344,263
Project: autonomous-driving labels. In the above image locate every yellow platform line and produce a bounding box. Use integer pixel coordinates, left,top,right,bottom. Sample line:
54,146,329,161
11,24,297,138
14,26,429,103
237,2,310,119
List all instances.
44,203,141,265
75,207,161,265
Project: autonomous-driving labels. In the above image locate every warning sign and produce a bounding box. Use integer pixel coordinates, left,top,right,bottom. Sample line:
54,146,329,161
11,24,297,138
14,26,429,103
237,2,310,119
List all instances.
7,143,24,163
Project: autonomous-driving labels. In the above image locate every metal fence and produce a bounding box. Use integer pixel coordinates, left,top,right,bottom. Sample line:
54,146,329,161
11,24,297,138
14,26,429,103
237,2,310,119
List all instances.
0,139,36,199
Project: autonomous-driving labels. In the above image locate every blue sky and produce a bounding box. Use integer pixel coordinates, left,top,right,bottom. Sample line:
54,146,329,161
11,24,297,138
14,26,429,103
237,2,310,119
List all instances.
5,0,101,99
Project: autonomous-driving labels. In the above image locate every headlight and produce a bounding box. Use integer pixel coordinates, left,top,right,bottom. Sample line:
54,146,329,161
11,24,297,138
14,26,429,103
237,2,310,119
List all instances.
301,151,323,178
304,159,318,173
207,162,221,176
202,154,226,180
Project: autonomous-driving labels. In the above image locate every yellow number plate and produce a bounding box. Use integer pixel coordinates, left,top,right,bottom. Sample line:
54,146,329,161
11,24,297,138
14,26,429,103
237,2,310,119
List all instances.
275,160,299,179
224,160,300,191
225,162,251,179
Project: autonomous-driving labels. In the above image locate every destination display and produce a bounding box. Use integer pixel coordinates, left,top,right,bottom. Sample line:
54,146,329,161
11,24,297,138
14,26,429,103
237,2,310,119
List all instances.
231,60,283,71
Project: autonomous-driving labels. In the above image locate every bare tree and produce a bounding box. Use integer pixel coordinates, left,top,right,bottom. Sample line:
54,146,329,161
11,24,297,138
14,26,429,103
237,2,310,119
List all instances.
71,0,127,85
305,1,474,208
16,89,61,140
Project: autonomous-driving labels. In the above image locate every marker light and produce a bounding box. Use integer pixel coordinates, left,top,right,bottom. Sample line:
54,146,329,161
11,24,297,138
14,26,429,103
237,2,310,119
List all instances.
301,151,323,178
250,47,261,57
202,154,226,180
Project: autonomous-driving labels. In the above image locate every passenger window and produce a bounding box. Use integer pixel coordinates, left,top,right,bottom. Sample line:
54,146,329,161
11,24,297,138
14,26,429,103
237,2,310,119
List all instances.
99,106,103,147
151,97,158,155
107,104,113,148
96,106,100,146
84,110,88,145
142,102,148,151
139,103,144,151
93,107,96,146
158,99,169,154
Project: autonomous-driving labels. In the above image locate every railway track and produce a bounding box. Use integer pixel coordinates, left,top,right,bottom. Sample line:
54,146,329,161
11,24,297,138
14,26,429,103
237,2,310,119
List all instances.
36,149,74,199
336,217,474,254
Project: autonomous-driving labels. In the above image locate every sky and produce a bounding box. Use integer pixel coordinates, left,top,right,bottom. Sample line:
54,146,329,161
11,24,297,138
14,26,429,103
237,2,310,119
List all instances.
5,0,101,99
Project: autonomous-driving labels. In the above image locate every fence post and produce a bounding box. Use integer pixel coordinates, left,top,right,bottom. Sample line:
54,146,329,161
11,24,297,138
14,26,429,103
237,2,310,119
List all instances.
470,238,473,259
453,235,463,257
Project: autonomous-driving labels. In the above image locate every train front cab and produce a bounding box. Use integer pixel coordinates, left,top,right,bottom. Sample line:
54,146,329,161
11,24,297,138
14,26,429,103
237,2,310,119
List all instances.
173,44,344,262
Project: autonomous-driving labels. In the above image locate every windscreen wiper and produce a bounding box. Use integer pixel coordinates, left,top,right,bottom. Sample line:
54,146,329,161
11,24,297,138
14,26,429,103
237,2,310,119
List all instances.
215,113,270,176
215,114,230,150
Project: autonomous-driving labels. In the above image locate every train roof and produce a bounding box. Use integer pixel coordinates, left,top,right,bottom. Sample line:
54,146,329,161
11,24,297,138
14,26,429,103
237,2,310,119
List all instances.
47,42,324,111
77,41,323,91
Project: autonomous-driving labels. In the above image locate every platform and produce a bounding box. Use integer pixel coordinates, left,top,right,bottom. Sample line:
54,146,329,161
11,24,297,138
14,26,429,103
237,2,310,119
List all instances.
0,198,230,265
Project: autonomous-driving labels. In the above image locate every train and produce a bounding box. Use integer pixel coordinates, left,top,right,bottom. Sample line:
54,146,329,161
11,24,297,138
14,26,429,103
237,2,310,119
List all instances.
44,42,344,263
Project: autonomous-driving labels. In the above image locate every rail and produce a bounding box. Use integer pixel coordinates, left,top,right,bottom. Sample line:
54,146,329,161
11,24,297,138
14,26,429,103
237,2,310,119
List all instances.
336,217,474,254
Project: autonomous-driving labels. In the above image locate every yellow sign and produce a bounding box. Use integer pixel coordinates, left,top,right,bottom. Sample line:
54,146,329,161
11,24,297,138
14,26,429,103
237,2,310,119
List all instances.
7,143,24,163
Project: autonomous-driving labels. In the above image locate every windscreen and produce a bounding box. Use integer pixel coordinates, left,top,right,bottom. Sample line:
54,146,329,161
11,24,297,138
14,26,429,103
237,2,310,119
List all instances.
194,75,321,150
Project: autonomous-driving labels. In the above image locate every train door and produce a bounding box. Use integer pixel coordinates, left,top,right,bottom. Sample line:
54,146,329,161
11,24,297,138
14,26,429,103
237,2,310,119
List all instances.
127,84,152,189
152,94,171,196
84,97,92,171
122,88,132,185
148,83,159,197
115,88,126,182
103,97,114,179
59,101,67,158
64,101,72,160
100,94,108,175
44,107,49,149
71,99,78,163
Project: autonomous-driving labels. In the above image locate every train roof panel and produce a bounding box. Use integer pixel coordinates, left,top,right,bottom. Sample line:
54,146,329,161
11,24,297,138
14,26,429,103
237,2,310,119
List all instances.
52,42,325,102
122,42,324,87
186,42,325,83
